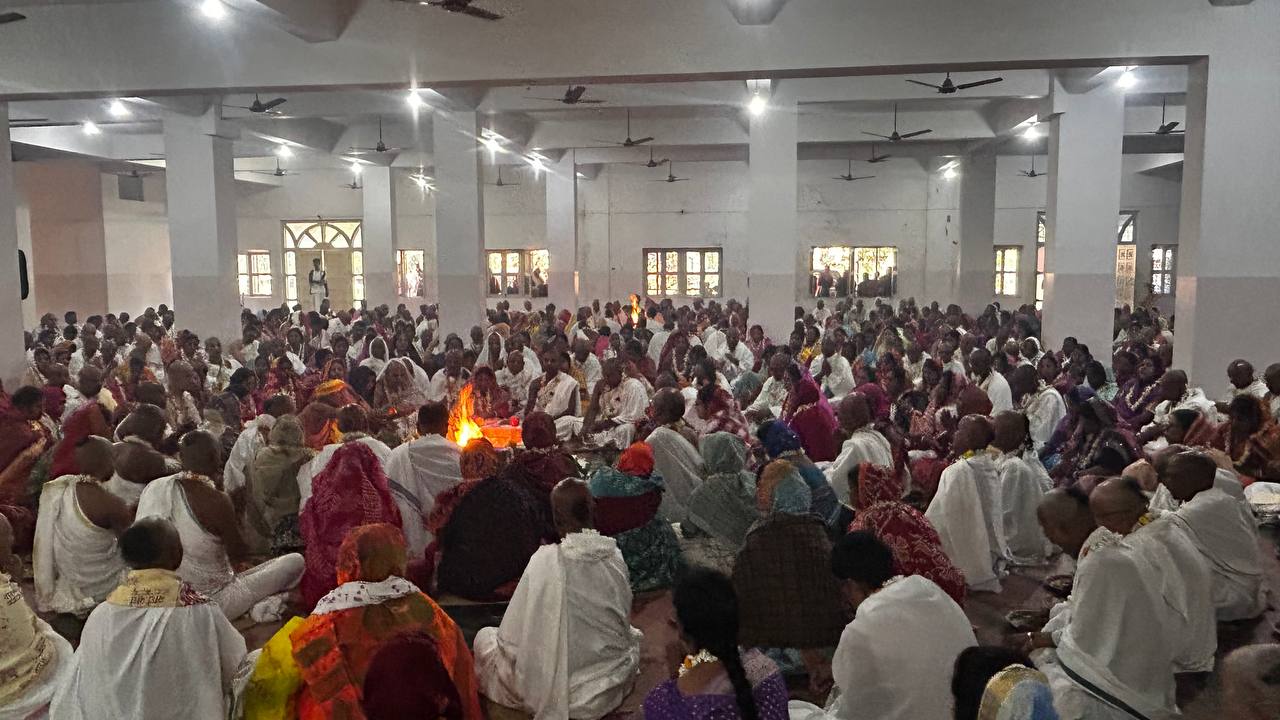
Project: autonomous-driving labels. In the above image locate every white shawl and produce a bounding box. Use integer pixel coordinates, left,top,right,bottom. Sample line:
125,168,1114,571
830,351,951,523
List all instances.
992,451,1054,566
33,477,127,614
1169,487,1266,620
646,425,704,526
473,531,641,720
382,434,462,557
1126,515,1217,673
823,426,893,503
925,454,1005,592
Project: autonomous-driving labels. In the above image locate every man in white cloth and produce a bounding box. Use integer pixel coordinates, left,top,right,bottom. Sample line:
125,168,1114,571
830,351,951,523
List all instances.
824,393,893,503
223,394,295,502
60,365,116,424
0,514,75,720
969,347,1013,413
1161,449,1267,620
136,431,304,622
1142,369,1215,436
810,335,855,400
570,338,603,397
562,358,648,447
1028,488,1179,720
382,402,463,559
528,347,580,421
307,257,328,312
989,411,1053,566
1010,365,1066,453
1215,359,1270,416
34,437,131,616
714,326,756,383
645,388,705,527
744,351,792,424
821,530,976,720
925,415,1006,592
474,478,642,720
497,350,538,418
50,517,246,720
1089,477,1216,673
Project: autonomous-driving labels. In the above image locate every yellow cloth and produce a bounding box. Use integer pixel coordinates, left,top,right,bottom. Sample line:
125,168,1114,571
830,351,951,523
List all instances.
242,617,305,720
106,568,199,608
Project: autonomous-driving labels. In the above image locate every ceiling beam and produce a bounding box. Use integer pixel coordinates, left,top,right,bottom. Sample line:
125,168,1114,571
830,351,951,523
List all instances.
225,0,361,43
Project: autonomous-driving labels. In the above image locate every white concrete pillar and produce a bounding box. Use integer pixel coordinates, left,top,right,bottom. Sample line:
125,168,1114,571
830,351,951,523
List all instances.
1174,51,1280,396
921,164,959,303
431,109,486,338
0,104,27,389
163,111,241,344
746,98,798,343
361,166,397,309
955,153,997,310
1041,79,1125,355
545,153,578,312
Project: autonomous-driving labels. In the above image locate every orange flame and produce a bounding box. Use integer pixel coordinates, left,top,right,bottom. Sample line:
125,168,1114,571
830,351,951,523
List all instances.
630,293,641,325
448,383,484,447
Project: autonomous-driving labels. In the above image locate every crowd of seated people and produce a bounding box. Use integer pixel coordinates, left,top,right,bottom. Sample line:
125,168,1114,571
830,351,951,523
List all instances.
0,294,1277,719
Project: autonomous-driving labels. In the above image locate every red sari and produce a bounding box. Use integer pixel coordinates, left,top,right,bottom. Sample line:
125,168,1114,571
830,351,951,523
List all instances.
782,373,839,462
298,443,402,609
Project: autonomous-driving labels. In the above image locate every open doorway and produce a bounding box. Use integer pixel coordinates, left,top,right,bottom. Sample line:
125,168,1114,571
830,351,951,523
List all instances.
283,220,365,312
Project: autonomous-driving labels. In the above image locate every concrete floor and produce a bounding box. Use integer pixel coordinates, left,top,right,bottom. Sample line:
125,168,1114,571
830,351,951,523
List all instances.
22,526,1279,719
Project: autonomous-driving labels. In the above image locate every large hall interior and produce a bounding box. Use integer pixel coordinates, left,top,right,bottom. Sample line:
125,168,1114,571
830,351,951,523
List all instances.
0,1,1278,719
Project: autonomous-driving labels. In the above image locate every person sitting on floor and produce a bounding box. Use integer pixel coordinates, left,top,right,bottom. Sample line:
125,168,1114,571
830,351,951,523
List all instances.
950,646,1054,720
822,531,977,720
137,430,304,622
244,523,482,720
296,404,393,511
0,513,75,720
588,441,684,592
247,414,314,555
423,438,544,601
686,432,759,550
1160,449,1267,621
563,358,649,447
925,415,1007,593
298,441,402,610
502,410,581,532
474,478,643,720
33,436,132,616
50,517,247,720
643,387,705,528
643,567,789,720
382,401,463,558
107,403,177,506
733,460,848,676
989,410,1054,567
824,392,894,503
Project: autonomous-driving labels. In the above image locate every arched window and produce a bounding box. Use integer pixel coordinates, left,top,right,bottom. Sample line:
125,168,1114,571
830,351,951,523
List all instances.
282,220,364,305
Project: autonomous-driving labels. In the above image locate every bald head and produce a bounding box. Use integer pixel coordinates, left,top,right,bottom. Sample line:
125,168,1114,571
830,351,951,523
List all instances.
652,387,687,424
1224,644,1280,720
1089,476,1148,535
179,430,222,477
953,414,995,454
75,435,116,482
551,477,594,538
1161,450,1217,503
837,393,872,431
120,517,184,571
1228,359,1255,390
1037,487,1097,559
991,411,1028,454
336,404,369,434
77,365,104,398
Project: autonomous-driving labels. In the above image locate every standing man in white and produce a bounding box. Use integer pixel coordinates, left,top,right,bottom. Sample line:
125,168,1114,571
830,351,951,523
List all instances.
307,258,328,313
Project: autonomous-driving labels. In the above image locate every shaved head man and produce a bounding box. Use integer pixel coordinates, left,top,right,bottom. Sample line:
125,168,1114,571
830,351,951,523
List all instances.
926,414,1004,592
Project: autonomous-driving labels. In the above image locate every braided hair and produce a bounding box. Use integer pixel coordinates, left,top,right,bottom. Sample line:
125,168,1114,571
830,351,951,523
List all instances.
672,568,759,720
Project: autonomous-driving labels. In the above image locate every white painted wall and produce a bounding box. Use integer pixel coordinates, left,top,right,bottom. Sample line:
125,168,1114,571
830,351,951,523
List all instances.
17,153,1180,325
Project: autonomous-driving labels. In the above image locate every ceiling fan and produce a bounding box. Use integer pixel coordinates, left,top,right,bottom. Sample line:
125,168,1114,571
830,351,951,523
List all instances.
863,104,932,143
248,159,300,177
340,179,364,190
866,143,892,164
394,0,502,21
592,109,653,148
652,162,688,183
526,85,605,105
637,147,669,168
0,12,26,25
1019,155,1045,178
906,72,1003,94
223,93,288,116
1146,96,1185,135
347,117,402,155
833,159,875,182
493,165,520,187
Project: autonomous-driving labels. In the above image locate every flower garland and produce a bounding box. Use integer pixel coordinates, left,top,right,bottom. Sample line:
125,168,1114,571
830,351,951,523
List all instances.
677,649,719,678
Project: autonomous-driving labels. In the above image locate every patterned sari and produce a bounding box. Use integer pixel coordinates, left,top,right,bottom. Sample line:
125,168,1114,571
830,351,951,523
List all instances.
588,443,683,593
